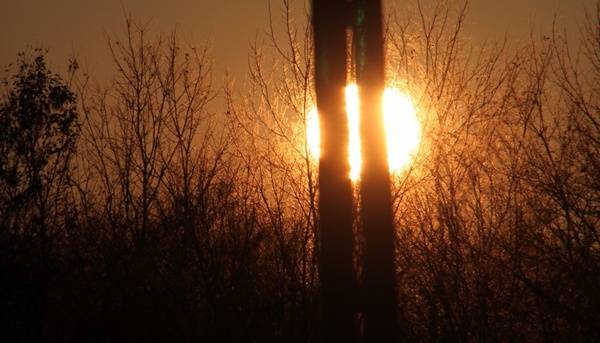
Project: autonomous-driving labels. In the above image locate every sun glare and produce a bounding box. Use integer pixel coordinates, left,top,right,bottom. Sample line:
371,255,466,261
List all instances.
307,84,420,180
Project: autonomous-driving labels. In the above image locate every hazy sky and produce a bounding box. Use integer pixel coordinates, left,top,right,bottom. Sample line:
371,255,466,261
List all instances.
0,0,595,85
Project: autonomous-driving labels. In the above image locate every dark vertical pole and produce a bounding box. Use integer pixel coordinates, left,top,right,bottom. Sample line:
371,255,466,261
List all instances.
354,0,399,342
313,0,358,341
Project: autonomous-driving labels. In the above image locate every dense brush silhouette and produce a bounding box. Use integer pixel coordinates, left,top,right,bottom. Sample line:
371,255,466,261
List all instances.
1,1,599,341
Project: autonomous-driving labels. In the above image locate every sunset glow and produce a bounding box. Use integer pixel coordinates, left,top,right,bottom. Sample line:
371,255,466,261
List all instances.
307,84,421,180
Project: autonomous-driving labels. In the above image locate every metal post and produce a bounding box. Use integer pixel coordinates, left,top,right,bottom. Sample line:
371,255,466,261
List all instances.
313,0,398,341
354,0,399,341
313,0,358,341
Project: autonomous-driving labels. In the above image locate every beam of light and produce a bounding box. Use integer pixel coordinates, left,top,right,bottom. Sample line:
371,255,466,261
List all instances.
307,84,421,180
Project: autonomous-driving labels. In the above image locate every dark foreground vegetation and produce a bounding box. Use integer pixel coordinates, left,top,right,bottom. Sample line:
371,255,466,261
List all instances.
1,1,599,341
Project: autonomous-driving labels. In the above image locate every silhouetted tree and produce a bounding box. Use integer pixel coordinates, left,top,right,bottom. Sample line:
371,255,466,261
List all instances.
387,1,600,341
224,1,323,340
0,47,79,341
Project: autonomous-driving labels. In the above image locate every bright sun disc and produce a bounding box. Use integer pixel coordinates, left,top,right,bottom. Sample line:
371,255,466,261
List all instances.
307,84,420,180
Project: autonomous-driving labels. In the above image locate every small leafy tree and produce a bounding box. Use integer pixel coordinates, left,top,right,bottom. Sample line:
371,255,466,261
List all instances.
0,47,79,340
0,47,78,258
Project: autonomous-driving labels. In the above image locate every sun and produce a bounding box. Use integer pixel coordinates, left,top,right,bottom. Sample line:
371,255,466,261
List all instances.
307,84,420,180
382,86,421,174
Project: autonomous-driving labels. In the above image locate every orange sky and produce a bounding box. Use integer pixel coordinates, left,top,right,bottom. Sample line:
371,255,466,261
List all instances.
0,0,595,85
